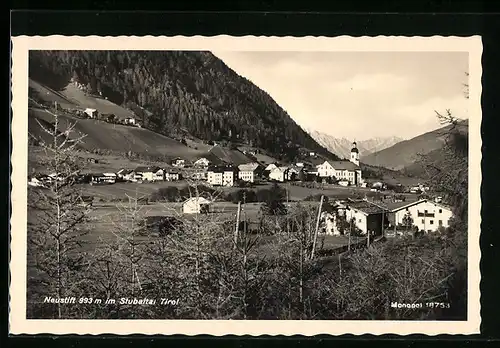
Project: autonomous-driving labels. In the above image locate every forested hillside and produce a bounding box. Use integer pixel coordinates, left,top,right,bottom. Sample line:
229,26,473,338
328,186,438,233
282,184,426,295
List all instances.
29,50,339,161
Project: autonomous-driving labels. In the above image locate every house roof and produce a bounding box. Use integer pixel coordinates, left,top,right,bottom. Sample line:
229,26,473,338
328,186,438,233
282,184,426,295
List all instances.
135,166,162,173
320,160,360,171
346,200,389,215
238,162,260,172
385,199,429,212
183,197,211,205
207,165,237,173
387,199,453,213
118,169,134,175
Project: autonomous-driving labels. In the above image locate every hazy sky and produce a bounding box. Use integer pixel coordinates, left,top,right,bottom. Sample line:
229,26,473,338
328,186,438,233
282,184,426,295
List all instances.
212,51,469,140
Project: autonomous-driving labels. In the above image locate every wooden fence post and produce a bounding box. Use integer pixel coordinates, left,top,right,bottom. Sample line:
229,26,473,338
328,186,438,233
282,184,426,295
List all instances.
310,195,324,260
234,201,241,250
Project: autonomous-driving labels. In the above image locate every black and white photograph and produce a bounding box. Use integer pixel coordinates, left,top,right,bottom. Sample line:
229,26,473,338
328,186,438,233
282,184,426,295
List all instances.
10,36,482,335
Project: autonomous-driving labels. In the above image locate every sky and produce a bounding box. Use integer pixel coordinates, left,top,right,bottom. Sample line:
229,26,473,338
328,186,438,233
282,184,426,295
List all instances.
212,51,469,140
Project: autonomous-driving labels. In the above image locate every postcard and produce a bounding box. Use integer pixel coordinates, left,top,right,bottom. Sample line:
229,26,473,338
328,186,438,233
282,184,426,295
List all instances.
10,35,482,335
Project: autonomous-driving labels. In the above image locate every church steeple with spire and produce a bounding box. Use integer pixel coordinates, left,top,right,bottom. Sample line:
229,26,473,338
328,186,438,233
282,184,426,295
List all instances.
350,141,359,166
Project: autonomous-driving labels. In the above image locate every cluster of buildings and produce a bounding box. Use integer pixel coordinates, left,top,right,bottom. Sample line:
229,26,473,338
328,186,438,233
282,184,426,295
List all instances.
201,141,365,187
320,197,454,237
28,141,368,189
87,166,182,185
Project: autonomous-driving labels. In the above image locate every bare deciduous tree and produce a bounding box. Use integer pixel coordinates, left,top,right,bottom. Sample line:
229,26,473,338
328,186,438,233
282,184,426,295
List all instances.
27,111,91,319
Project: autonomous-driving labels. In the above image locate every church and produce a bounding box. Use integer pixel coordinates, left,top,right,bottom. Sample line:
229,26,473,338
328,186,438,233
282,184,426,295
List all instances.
316,141,364,186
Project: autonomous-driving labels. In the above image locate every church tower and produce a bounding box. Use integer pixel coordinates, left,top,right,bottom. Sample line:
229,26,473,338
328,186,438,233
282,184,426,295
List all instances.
350,141,359,166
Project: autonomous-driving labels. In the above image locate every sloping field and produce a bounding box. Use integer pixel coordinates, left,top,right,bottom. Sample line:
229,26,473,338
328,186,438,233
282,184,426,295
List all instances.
206,146,252,165
30,79,137,121
29,79,76,109
60,83,137,120
29,108,205,159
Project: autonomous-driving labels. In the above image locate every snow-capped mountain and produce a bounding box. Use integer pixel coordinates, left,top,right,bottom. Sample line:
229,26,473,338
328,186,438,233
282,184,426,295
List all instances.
306,129,404,159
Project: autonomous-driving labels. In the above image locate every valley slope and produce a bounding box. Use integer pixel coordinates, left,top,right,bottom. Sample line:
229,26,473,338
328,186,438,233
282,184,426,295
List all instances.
29,50,340,162
362,120,469,171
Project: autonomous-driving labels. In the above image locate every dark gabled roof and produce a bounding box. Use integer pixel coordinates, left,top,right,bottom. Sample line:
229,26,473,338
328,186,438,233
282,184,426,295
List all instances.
135,166,162,173
322,160,360,171
346,200,389,215
207,165,238,173
118,169,134,175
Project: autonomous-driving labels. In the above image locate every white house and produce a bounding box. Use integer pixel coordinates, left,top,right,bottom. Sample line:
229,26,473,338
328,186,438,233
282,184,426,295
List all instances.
344,200,389,236
194,157,210,168
389,199,453,232
84,108,98,118
124,117,136,125
191,171,208,181
165,170,181,181
269,166,289,182
101,172,117,184
316,160,362,186
265,163,279,172
183,197,211,214
207,166,237,187
134,166,165,182
172,158,186,168
238,162,262,183
116,169,136,182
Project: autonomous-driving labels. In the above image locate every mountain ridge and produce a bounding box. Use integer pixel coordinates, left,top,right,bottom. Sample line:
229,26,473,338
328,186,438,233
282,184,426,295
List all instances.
29,50,340,162
361,120,469,171
306,128,404,159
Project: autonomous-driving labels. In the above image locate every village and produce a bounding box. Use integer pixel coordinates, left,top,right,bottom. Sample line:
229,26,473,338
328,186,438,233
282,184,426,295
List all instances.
28,138,453,239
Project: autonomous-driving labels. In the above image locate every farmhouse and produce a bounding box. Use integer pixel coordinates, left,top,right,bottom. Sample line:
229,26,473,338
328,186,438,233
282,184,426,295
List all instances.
134,166,165,182
344,200,390,236
286,166,303,181
116,169,136,182
124,117,136,125
194,157,210,168
165,170,181,182
191,171,208,181
101,172,117,184
207,165,237,187
182,197,211,214
237,162,262,183
171,158,186,168
269,166,289,182
386,199,453,233
84,108,98,118
265,163,278,172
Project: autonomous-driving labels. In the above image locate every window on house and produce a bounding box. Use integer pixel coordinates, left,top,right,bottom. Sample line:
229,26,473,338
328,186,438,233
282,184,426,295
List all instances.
439,209,442,213
421,219,425,224
439,220,443,226
358,219,362,223
430,220,434,225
